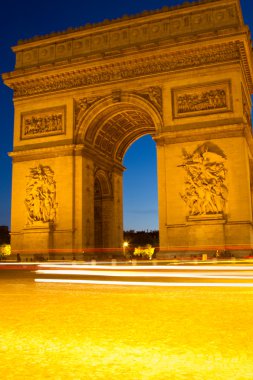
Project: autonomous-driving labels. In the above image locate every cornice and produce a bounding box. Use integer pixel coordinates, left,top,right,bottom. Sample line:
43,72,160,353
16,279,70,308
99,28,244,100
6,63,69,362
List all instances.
9,144,79,161
17,0,234,47
154,123,253,147
13,0,241,63
5,41,251,98
8,143,125,172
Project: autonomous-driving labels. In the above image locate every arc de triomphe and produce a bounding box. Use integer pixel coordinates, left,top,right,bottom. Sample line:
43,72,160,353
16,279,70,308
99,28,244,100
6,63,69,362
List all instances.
3,0,253,257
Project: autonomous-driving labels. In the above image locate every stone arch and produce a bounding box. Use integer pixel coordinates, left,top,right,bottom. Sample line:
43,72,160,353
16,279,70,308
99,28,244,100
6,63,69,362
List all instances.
75,92,162,249
94,168,113,198
75,92,163,162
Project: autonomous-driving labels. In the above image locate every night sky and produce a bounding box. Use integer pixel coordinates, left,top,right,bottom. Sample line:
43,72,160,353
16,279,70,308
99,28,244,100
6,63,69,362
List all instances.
0,0,252,231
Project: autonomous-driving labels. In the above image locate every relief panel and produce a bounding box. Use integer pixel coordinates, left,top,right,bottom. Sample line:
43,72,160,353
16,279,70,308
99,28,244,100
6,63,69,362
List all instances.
55,42,72,59
213,6,237,27
179,142,227,218
38,45,55,63
20,106,66,140
172,81,232,119
22,48,38,66
25,164,57,225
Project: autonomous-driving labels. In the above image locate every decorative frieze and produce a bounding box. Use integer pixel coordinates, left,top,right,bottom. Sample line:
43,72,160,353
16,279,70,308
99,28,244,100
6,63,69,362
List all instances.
21,107,66,139
179,143,227,217
11,42,241,98
172,81,232,118
14,3,239,69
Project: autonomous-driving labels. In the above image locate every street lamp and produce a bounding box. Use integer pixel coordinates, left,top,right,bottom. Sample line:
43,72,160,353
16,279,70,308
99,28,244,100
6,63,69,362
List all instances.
123,241,128,257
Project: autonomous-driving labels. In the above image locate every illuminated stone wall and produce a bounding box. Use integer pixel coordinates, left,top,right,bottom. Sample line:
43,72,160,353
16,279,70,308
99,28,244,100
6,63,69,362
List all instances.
3,0,253,255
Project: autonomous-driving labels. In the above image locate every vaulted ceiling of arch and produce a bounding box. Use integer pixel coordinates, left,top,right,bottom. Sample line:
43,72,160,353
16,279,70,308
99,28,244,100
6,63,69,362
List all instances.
89,108,155,162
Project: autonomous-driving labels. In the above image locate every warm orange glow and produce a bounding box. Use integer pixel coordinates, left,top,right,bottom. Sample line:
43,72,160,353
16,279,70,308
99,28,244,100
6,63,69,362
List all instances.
2,265,253,378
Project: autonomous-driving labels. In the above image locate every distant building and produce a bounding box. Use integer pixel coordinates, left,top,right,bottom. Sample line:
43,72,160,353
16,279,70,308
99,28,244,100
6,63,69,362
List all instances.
124,230,159,248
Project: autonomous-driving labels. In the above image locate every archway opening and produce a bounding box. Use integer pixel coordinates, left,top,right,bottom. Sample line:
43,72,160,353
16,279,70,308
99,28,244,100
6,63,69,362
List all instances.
123,134,158,245
80,95,162,250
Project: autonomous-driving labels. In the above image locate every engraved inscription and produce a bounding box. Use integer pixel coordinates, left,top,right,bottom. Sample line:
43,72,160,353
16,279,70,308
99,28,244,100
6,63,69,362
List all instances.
21,107,65,139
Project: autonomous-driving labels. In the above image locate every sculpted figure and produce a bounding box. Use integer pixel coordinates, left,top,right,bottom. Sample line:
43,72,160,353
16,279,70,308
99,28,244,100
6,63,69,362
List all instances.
177,88,227,114
179,144,227,216
25,164,57,224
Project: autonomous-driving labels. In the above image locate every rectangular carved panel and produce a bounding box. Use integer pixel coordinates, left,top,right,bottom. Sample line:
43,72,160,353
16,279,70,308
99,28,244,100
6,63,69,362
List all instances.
21,106,66,140
172,81,232,119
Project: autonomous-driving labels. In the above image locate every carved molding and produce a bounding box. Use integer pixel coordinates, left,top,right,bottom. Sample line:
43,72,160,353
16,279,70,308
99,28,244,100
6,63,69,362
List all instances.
111,89,122,103
9,144,84,162
241,84,252,127
94,168,113,198
179,142,227,217
21,106,66,139
11,42,242,98
14,2,239,69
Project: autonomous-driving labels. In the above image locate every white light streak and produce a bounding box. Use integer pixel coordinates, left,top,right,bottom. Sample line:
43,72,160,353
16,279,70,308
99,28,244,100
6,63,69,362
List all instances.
37,264,253,271
35,278,253,287
35,269,253,280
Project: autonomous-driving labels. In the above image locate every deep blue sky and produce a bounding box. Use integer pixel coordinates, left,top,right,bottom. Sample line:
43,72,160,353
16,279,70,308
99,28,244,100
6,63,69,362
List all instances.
0,0,252,231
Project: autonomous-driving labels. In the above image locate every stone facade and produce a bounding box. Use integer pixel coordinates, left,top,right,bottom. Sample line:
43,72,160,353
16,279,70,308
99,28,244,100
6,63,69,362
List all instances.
3,0,253,257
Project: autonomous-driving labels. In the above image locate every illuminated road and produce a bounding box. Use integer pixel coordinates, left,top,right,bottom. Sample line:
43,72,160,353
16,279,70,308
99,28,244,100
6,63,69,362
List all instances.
35,262,253,286
1,265,253,379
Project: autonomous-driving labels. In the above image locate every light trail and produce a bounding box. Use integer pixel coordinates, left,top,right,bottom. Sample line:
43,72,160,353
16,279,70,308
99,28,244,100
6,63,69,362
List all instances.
35,278,253,287
35,263,253,287
37,264,253,271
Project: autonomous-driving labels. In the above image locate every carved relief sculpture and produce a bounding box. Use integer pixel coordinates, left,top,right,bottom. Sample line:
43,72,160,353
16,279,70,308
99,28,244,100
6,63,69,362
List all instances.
179,143,227,217
74,96,102,125
173,81,231,118
21,107,65,139
25,164,57,224
134,87,162,114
